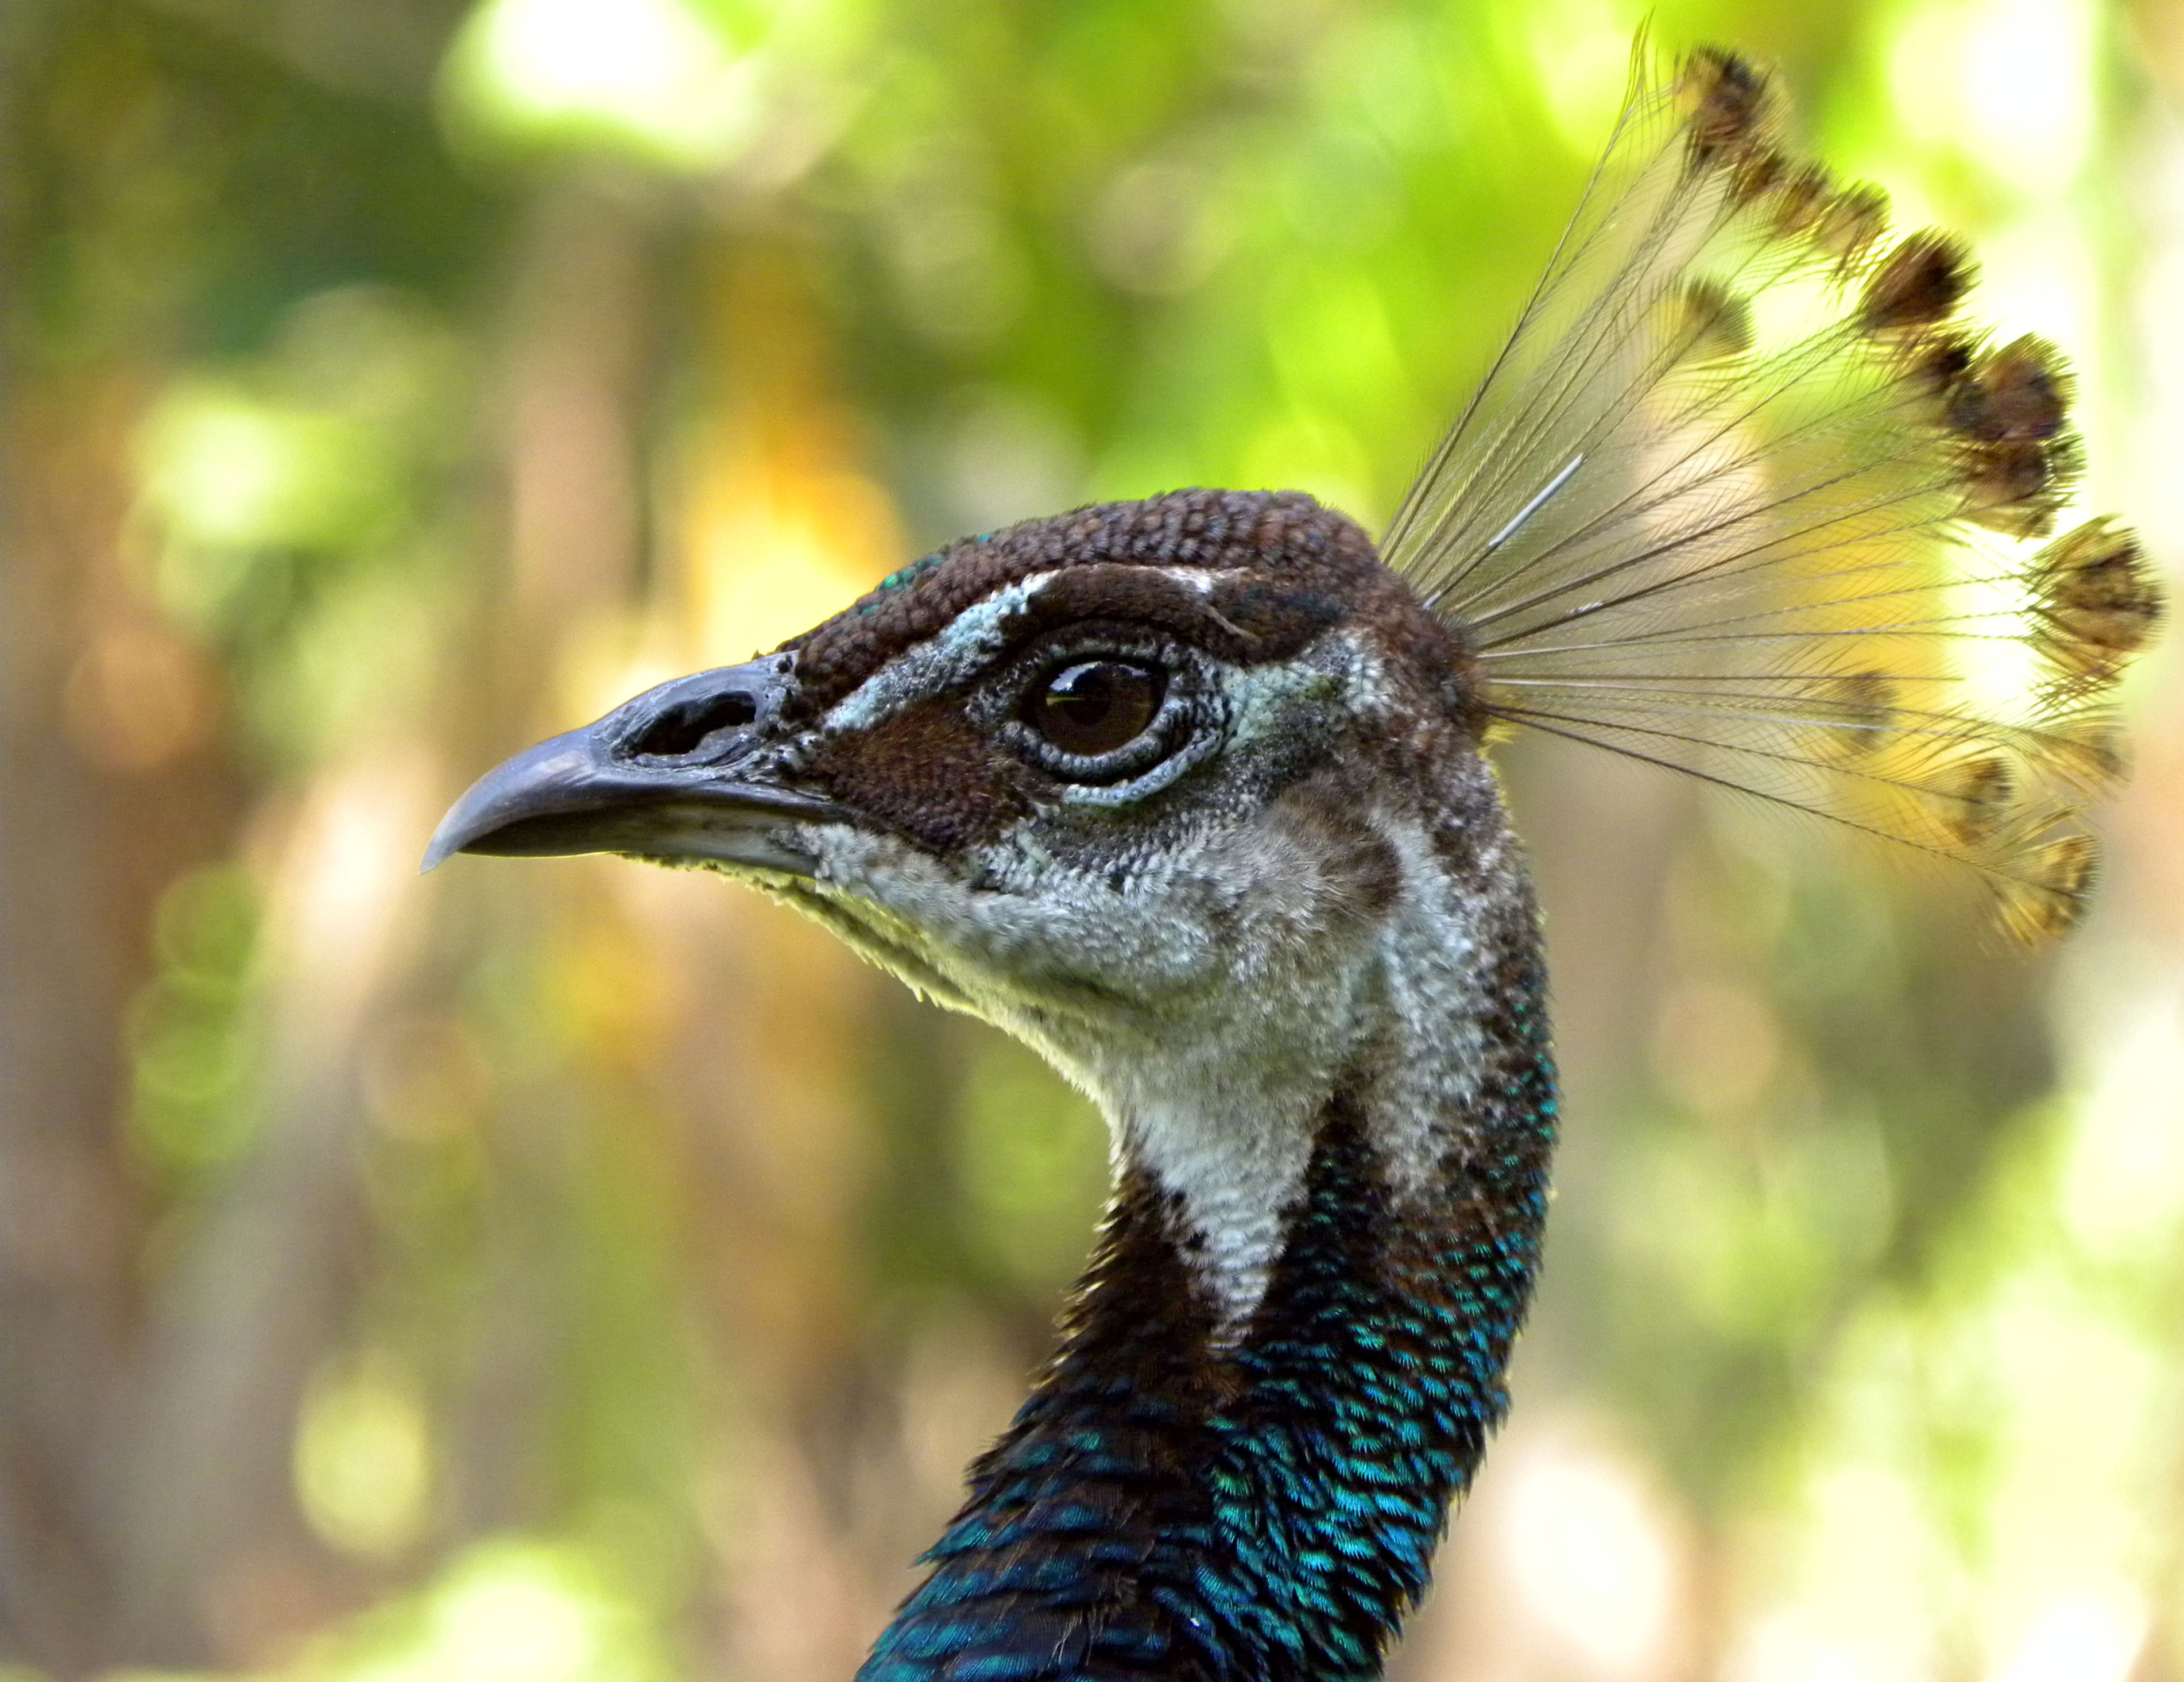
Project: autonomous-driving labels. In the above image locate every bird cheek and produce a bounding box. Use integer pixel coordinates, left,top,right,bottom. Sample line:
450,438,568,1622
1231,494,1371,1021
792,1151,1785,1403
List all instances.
799,698,1039,855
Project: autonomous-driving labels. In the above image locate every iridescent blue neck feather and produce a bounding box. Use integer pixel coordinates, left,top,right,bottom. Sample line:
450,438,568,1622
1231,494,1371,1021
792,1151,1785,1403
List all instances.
861,958,1555,1681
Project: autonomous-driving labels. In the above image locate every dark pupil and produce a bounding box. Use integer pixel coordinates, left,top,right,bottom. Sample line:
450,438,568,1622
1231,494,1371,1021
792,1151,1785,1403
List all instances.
1031,660,1163,756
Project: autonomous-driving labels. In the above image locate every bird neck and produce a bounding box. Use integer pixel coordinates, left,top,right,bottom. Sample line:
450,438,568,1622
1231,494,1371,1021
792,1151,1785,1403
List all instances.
859,892,1557,1682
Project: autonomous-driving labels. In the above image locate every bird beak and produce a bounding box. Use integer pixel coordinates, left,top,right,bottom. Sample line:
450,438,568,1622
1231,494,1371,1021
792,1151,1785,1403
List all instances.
421,656,842,877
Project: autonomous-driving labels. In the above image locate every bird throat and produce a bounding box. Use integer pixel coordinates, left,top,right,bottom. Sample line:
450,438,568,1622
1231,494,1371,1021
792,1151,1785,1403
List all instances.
859,898,1557,1681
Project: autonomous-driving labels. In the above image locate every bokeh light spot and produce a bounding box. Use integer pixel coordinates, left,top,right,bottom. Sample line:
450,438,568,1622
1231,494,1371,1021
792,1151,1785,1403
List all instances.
1992,1586,2147,1682
344,1540,656,1682
1503,1437,1677,1677
442,0,764,171
296,1355,434,1560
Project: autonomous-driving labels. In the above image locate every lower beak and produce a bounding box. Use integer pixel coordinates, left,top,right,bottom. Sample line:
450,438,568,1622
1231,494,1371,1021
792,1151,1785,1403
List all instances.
421,660,842,876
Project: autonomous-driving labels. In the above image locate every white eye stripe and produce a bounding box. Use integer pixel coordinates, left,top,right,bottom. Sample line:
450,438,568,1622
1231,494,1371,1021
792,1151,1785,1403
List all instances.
821,572,1056,734
816,565,1237,736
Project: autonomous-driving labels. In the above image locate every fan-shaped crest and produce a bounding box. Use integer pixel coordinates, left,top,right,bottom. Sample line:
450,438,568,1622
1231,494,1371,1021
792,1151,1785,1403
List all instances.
1384,43,2162,938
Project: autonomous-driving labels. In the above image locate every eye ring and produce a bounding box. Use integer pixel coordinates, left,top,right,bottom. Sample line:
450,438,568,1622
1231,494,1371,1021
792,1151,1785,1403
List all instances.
981,633,1218,796
1022,659,1167,758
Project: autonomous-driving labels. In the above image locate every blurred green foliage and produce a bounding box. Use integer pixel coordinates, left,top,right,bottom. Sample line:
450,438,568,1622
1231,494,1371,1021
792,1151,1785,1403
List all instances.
1,1,2178,1680
127,865,263,1181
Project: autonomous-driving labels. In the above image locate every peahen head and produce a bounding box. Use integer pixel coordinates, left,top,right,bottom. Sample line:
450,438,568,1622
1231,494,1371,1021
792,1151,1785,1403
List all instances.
425,44,2159,1682
428,490,1538,1332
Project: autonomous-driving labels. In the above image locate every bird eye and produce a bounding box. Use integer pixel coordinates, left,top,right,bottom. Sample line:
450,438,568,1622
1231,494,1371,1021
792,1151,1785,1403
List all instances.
1024,660,1165,757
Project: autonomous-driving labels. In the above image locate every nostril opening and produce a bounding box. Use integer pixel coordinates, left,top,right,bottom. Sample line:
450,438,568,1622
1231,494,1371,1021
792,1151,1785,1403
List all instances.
629,691,759,758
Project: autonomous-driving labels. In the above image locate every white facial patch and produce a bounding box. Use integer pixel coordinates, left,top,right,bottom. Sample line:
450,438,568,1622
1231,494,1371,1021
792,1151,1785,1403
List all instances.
802,792,1375,1336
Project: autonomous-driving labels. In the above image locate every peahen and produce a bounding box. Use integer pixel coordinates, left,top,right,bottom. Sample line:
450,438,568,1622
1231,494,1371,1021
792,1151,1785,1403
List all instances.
425,47,2160,1682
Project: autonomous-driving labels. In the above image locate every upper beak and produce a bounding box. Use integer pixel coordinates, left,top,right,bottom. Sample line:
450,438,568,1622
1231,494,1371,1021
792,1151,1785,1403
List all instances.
421,655,842,876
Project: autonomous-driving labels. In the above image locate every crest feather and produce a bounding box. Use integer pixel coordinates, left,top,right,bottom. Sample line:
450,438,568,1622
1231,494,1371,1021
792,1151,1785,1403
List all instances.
1383,42,2162,937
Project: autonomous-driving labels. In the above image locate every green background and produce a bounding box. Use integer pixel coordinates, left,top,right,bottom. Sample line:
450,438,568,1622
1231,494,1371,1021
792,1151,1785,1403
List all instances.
2,0,2181,1678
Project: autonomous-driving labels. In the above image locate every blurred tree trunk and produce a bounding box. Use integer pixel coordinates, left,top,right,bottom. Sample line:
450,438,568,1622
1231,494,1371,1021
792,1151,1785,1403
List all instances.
0,6,247,1665
0,14,223,1662
0,9,668,1668
0,357,151,1681
113,168,672,1666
